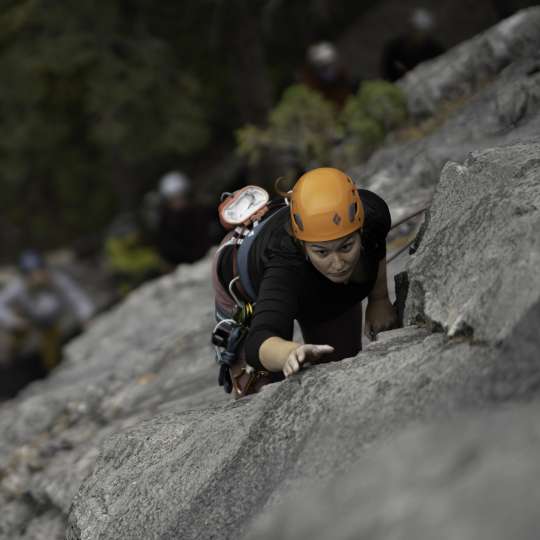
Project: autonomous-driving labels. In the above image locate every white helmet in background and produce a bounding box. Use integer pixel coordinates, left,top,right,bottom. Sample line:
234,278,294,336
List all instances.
159,171,190,199
307,42,338,68
410,8,435,31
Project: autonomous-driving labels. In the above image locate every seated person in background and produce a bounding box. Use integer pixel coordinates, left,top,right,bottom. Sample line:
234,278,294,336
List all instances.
0,250,94,371
381,8,446,82
301,41,356,108
104,214,164,297
154,171,221,267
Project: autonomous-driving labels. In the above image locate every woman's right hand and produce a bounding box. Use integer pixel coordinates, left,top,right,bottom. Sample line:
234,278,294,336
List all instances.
282,344,335,378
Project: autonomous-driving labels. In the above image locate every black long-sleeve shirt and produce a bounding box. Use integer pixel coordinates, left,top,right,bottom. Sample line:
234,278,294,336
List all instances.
218,189,391,370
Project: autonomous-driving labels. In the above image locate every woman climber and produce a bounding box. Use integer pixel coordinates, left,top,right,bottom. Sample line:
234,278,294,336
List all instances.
212,167,398,398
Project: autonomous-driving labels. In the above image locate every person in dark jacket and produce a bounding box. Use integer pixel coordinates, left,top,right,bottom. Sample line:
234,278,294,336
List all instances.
0,250,94,370
156,171,221,266
381,8,446,81
213,167,398,398
300,42,356,108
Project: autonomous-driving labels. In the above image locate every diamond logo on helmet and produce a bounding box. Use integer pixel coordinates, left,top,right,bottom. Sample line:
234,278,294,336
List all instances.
293,213,304,231
349,202,357,222
333,213,342,225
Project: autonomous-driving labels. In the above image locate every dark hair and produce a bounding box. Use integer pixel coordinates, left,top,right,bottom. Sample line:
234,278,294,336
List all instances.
274,176,294,200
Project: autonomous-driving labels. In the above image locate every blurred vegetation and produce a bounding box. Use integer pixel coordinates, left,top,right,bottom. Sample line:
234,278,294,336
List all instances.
0,0,382,261
237,85,339,171
237,80,408,179
104,233,164,297
0,0,211,256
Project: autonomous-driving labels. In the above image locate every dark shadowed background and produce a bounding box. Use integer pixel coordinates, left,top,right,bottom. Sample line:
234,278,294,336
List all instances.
0,0,533,262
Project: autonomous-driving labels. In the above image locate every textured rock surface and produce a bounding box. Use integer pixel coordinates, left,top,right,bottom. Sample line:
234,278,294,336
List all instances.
247,400,540,540
246,296,540,540
67,299,540,540
398,7,540,117
0,257,228,539
66,328,493,540
405,141,540,341
358,55,540,218
1,10,540,540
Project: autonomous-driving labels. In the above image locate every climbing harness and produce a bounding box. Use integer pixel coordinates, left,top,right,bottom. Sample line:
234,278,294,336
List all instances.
212,187,287,396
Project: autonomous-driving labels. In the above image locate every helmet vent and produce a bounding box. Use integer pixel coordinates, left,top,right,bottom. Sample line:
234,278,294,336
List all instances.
293,213,304,231
349,202,357,222
333,213,342,225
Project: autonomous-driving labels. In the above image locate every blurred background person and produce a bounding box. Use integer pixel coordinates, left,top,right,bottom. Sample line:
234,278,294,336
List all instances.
150,171,221,268
104,214,164,298
0,250,94,372
381,8,446,81
300,41,357,108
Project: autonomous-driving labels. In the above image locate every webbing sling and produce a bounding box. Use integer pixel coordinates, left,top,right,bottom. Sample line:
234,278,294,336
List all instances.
236,206,288,303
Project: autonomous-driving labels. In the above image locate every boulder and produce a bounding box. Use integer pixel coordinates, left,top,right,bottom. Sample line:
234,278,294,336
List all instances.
398,7,540,118
0,256,228,540
404,141,540,341
357,55,540,218
67,299,540,540
247,400,540,540
65,328,485,539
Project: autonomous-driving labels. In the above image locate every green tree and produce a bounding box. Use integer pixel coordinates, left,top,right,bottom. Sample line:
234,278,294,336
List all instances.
0,0,210,255
0,0,388,260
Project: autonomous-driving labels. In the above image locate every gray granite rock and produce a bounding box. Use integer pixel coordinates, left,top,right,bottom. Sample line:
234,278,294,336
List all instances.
0,256,228,539
67,301,540,540
356,55,540,218
246,400,540,540
398,7,540,118
404,141,540,342
236,299,540,540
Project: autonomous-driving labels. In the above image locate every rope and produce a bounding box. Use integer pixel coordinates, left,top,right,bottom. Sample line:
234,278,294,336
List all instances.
387,238,416,263
390,204,430,231
386,204,430,263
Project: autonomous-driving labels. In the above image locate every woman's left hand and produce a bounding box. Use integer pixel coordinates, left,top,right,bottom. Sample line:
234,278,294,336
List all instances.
364,297,398,341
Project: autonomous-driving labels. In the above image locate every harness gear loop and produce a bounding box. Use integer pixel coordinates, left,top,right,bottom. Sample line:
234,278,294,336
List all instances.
212,199,288,396
228,277,245,308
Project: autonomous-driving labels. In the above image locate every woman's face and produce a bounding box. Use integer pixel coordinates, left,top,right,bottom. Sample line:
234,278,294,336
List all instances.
304,232,362,284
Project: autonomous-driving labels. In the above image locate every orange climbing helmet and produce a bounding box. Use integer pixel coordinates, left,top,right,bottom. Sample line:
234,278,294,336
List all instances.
289,167,364,242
